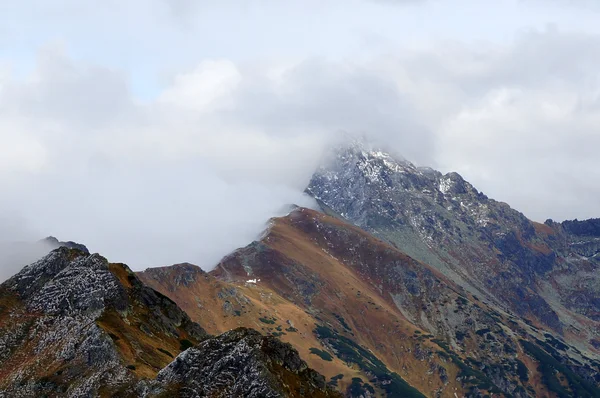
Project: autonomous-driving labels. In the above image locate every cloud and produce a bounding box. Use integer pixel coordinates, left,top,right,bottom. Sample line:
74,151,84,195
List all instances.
0,46,434,274
412,29,600,221
0,212,56,282
2,20,600,276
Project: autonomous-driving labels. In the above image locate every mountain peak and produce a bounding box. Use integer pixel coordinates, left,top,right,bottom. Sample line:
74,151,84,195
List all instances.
307,140,600,337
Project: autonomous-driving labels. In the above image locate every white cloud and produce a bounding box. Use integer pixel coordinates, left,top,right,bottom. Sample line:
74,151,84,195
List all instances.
158,60,242,111
2,2,600,276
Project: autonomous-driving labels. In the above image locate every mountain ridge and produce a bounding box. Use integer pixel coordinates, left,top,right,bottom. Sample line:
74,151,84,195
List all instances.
0,246,338,397
307,143,599,345
140,206,600,397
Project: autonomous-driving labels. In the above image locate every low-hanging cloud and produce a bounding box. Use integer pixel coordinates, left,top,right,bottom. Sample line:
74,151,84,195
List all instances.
2,14,600,277
0,46,435,277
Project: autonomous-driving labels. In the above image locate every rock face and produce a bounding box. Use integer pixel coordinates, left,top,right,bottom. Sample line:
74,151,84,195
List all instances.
151,327,340,398
307,142,600,344
0,246,206,397
0,247,335,397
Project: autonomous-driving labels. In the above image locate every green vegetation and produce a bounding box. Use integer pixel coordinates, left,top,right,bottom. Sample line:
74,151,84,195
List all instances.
328,374,344,387
515,359,529,382
333,313,352,331
285,326,298,332
309,347,333,361
179,339,194,351
315,325,425,397
434,339,502,394
349,377,375,396
543,333,570,351
520,340,600,398
259,317,275,324
157,348,174,358
432,338,451,352
455,296,468,306
503,342,516,354
329,374,343,386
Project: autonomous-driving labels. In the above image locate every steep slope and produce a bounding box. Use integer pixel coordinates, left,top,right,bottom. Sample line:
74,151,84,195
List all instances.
141,208,600,397
0,246,206,396
307,142,600,350
0,247,337,398
149,327,340,398
138,262,370,394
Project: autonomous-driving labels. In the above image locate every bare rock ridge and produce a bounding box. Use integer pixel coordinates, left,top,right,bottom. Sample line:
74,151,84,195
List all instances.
307,142,599,341
152,328,338,397
0,247,338,397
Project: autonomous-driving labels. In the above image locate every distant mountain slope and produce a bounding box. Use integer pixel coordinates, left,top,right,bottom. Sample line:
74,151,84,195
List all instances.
141,207,600,397
0,247,337,397
307,142,600,351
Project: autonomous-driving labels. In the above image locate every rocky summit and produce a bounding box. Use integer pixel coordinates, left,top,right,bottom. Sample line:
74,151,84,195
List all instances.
308,142,599,345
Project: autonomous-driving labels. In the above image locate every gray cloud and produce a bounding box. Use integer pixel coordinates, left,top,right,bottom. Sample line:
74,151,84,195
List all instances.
1,17,600,276
0,48,433,274
400,29,600,221
0,212,55,282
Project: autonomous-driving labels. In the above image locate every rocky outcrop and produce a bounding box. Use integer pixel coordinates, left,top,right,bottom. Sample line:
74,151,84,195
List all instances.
149,327,340,398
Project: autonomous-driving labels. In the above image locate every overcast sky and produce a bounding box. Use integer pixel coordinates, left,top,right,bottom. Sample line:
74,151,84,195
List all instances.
1,0,600,276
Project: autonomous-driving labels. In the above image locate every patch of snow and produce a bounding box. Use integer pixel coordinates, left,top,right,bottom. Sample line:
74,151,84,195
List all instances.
439,177,452,195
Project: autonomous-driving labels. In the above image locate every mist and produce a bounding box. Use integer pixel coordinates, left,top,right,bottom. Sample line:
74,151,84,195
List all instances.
3,1,600,279
0,213,57,282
